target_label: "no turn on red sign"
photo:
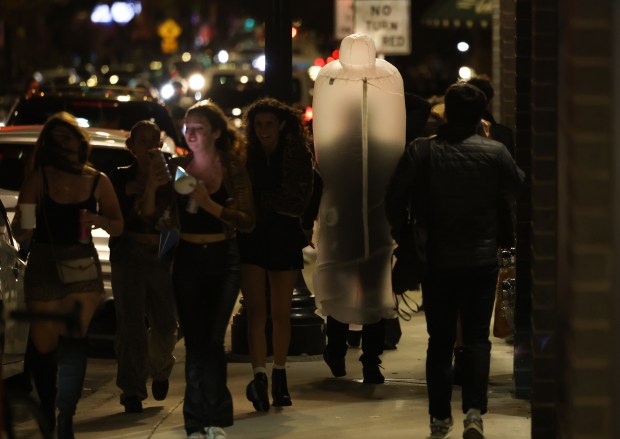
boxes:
[353,0,411,55]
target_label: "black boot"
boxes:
[271,368,292,407]
[324,316,348,377]
[26,336,57,431]
[246,372,269,412]
[360,354,385,384]
[361,320,386,384]
[56,337,88,439]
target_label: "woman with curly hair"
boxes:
[239,97,314,412]
[140,100,255,439]
[12,112,123,438]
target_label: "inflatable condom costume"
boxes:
[312,33,406,325]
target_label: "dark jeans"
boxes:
[325,316,385,363]
[422,264,498,419]
[111,239,178,402]
[172,239,240,434]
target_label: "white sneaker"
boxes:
[205,426,227,439]
[429,416,454,438]
[187,432,205,439]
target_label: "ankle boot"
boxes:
[56,337,88,439]
[246,372,269,412]
[271,368,292,407]
[26,337,57,431]
[360,354,385,384]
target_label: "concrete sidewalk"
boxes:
[71,288,531,439]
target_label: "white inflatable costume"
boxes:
[312,33,406,325]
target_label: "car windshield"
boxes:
[8,98,182,147]
[0,143,135,192]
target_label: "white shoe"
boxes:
[187,432,205,439]
[205,426,227,439]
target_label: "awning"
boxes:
[420,0,492,29]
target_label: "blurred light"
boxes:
[33,72,43,82]
[233,118,243,129]
[181,52,192,62]
[216,50,229,63]
[308,66,322,81]
[91,4,112,24]
[117,95,131,102]
[76,118,90,128]
[110,2,135,24]
[232,108,242,116]
[255,74,264,83]
[86,76,98,87]
[303,106,313,122]
[292,26,298,38]
[240,75,249,84]
[326,57,335,64]
[458,66,473,80]
[149,61,163,71]
[252,55,266,71]
[331,49,340,59]
[160,83,174,100]
[188,73,205,91]
[244,18,256,31]
[457,41,470,52]
[313,58,325,67]
[194,91,202,100]
[100,65,110,74]
[109,74,120,85]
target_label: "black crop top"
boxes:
[33,172,99,245]
[178,185,228,234]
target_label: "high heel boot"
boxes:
[271,368,292,407]
[56,337,88,439]
[26,336,57,431]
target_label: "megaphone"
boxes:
[173,167,197,195]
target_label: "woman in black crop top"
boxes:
[141,100,254,438]
[12,112,123,438]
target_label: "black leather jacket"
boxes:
[385,125,525,270]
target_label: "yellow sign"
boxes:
[158,19,181,54]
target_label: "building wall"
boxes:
[557,2,618,438]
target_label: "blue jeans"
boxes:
[172,239,240,434]
[422,264,498,419]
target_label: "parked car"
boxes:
[0,125,171,352]
[5,84,186,153]
[0,198,28,379]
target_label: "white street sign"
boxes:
[353,0,411,55]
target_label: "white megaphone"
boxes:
[173,167,197,194]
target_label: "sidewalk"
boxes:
[72,289,531,439]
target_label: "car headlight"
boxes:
[188,73,205,91]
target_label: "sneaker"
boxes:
[121,396,143,414]
[205,426,227,439]
[152,379,169,401]
[463,416,484,439]
[187,432,205,439]
[429,416,454,438]
[246,372,270,412]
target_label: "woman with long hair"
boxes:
[140,100,255,439]
[239,97,314,411]
[12,111,123,438]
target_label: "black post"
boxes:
[264,0,292,103]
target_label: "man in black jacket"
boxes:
[385,82,524,439]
